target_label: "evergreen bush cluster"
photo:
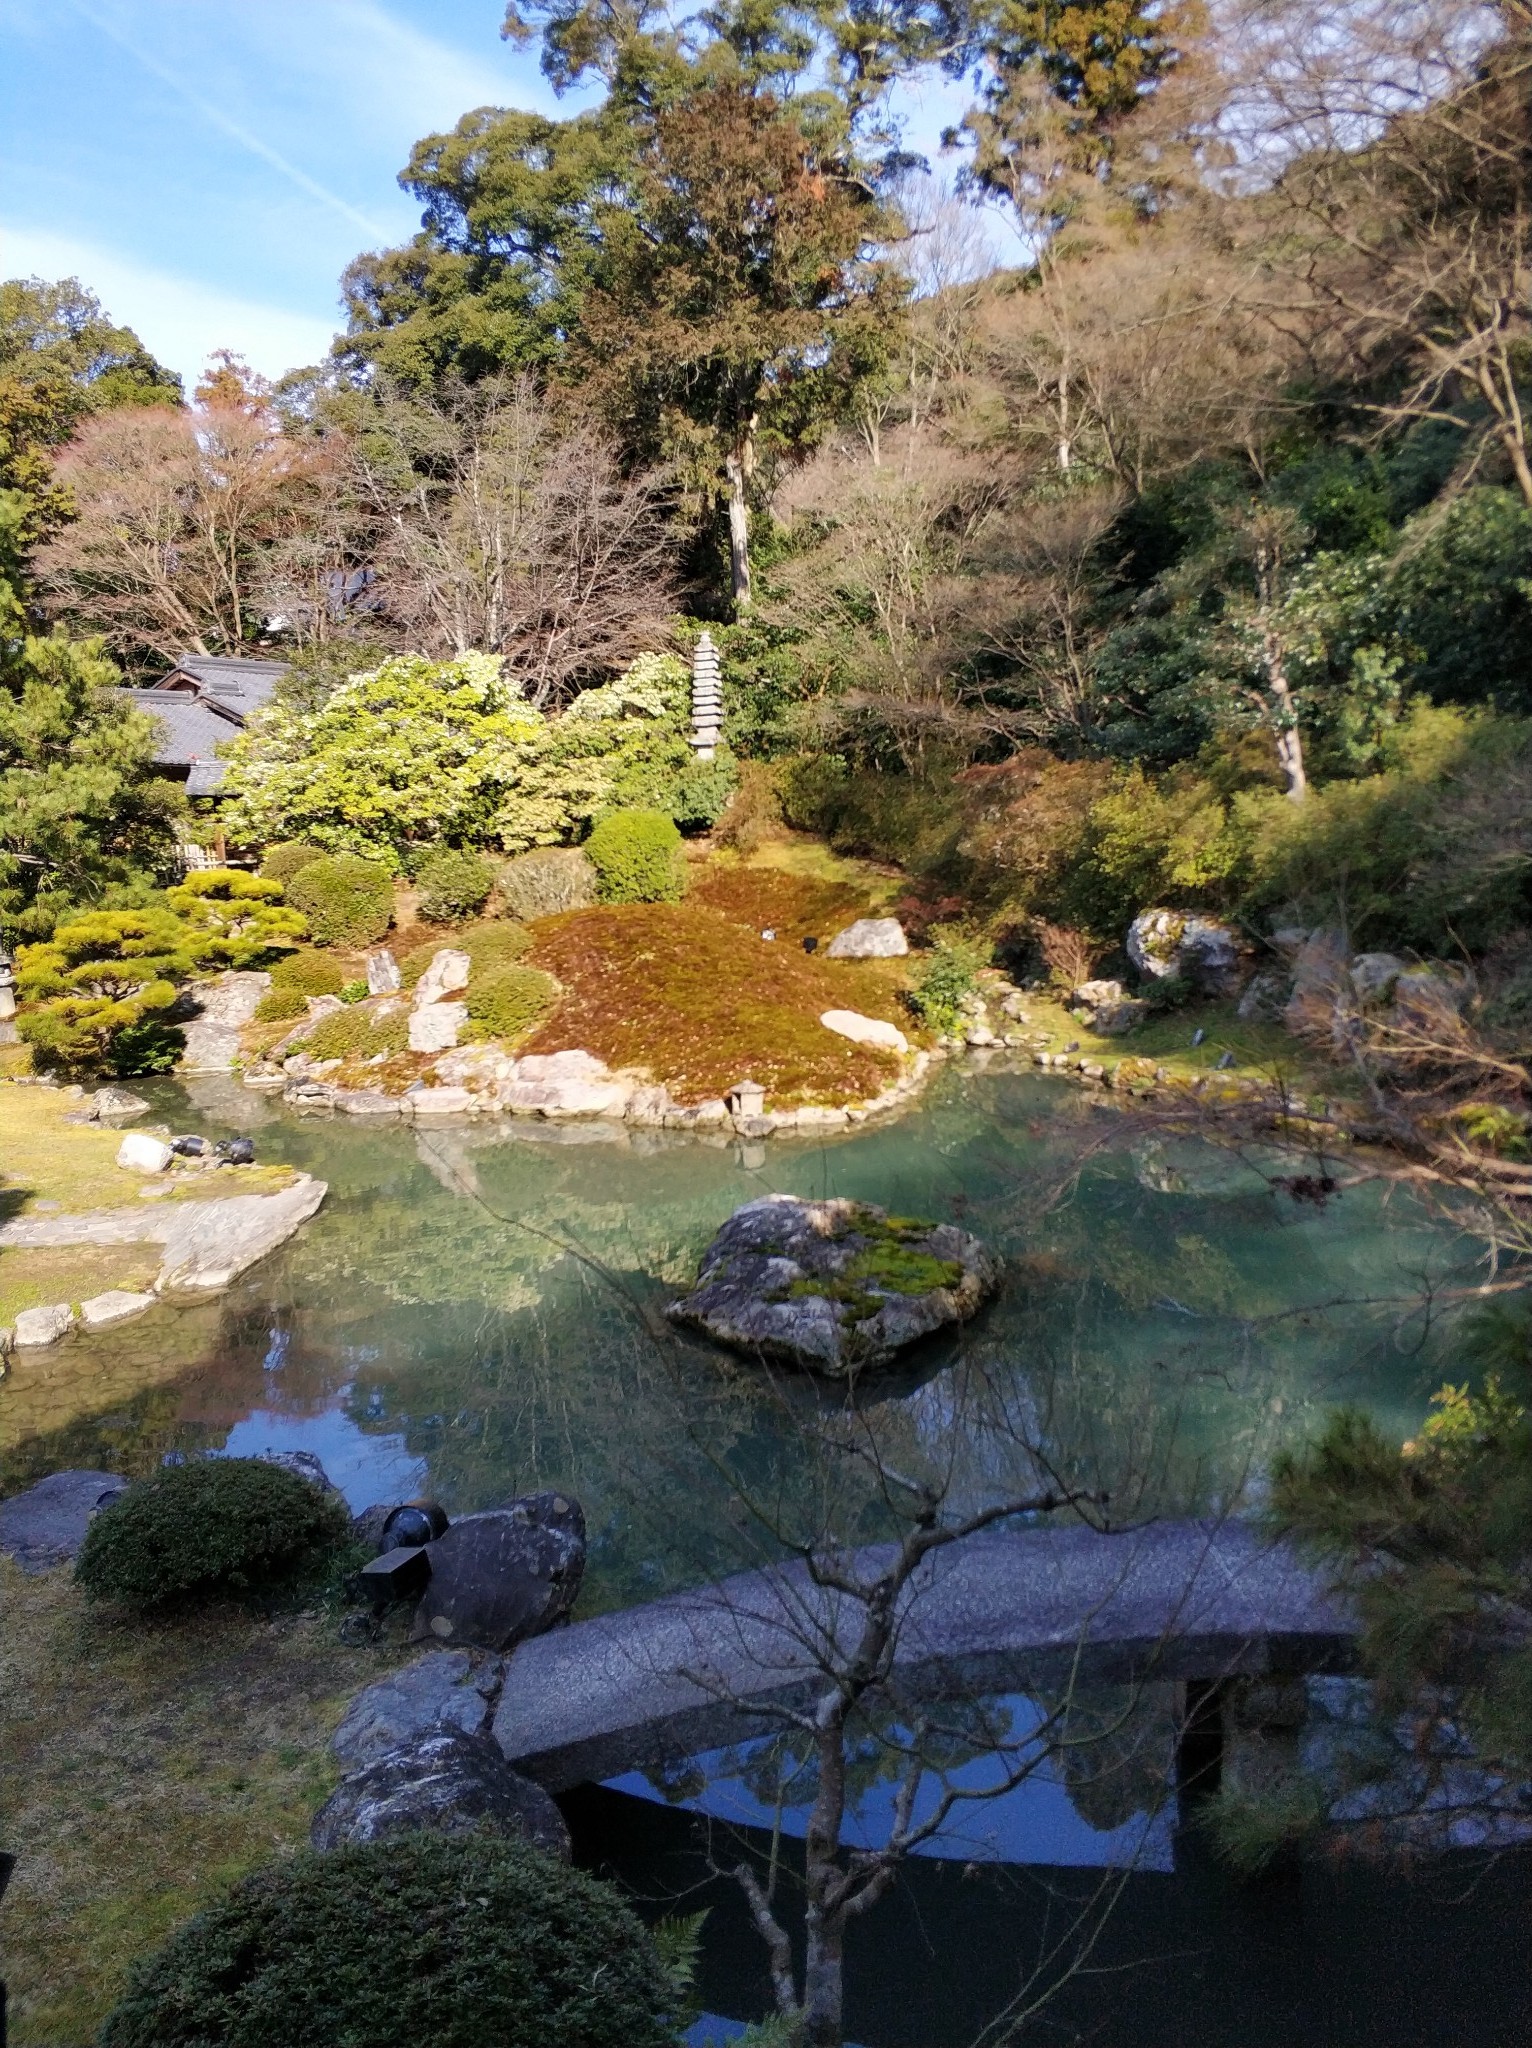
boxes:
[466,964,559,1042]
[415,846,495,922]
[287,854,394,947]
[258,842,325,884]
[586,809,687,905]
[268,949,346,997]
[907,929,989,1034]
[399,921,534,988]
[96,1836,676,2048]
[300,1005,411,1061]
[496,846,598,921]
[253,986,308,1023]
[75,1458,348,1612]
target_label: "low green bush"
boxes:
[416,847,495,923]
[907,929,989,1034]
[399,921,534,990]
[96,1835,676,2048]
[496,846,598,921]
[586,809,686,905]
[268,950,346,998]
[466,965,559,1043]
[287,854,394,947]
[254,987,308,1024]
[259,841,325,884]
[340,979,369,1003]
[301,1005,411,1061]
[75,1459,348,1613]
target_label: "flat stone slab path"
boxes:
[494,1519,1357,1790]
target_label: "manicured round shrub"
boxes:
[496,846,598,921]
[399,921,533,989]
[467,965,559,1043]
[96,1836,675,2048]
[254,987,308,1024]
[301,1005,411,1061]
[586,810,686,906]
[416,847,495,923]
[259,841,326,885]
[268,949,347,998]
[74,1459,348,1612]
[287,854,394,947]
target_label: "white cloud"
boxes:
[0,223,340,387]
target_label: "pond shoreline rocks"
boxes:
[667,1193,997,1375]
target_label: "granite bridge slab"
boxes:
[493,1518,1357,1791]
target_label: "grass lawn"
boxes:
[1,1559,406,2047]
[1017,993,1362,1103]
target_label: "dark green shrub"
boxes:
[339,979,369,1004]
[399,921,534,989]
[287,854,394,947]
[96,1836,675,2048]
[268,949,347,998]
[586,809,686,905]
[467,965,559,1042]
[496,846,597,921]
[259,842,326,885]
[301,1005,411,1061]
[75,1459,348,1612]
[254,987,308,1024]
[416,847,495,923]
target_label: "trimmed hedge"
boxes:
[467,965,559,1043]
[586,810,686,906]
[95,1836,676,2048]
[416,847,495,923]
[496,846,598,921]
[268,950,347,998]
[259,842,325,884]
[287,854,394,947]
[74,1459,348,1612]
[254,987,308,1023]
[301,1005,411,1061]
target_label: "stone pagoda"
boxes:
[690,633,723,760]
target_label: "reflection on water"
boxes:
[1,1060,1477,1609]
[608,1685,1180,1871]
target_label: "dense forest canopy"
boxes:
[0,0,1527,971]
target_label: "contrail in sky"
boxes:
[69,0,395,245]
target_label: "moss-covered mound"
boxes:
[96,1836,676,2048]
[525,901,908,1103]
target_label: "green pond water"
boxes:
[1,1057,1481,1610]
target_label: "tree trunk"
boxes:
[802,1916,844,2047]
[1263,623,1307,802]
[725,422,756,612]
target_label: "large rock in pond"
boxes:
[179,971,272,1072]
[0,1468,128,1573]
[154,1174,328,1297]
[1127,911,1245,995]
[410,1491,586,1652]
[666,1193,997,1376]
[826,917,908,959]
[311,1728,570,1859]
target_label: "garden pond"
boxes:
[4,1056,1529,2044]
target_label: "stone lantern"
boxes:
[727,1078,766,1119]
[0,941,15,1022]
[690,633,723,760]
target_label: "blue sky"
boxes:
[0,0,1002,392]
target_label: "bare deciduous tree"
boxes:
[354,377,679,705]
[37,396,322,664]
